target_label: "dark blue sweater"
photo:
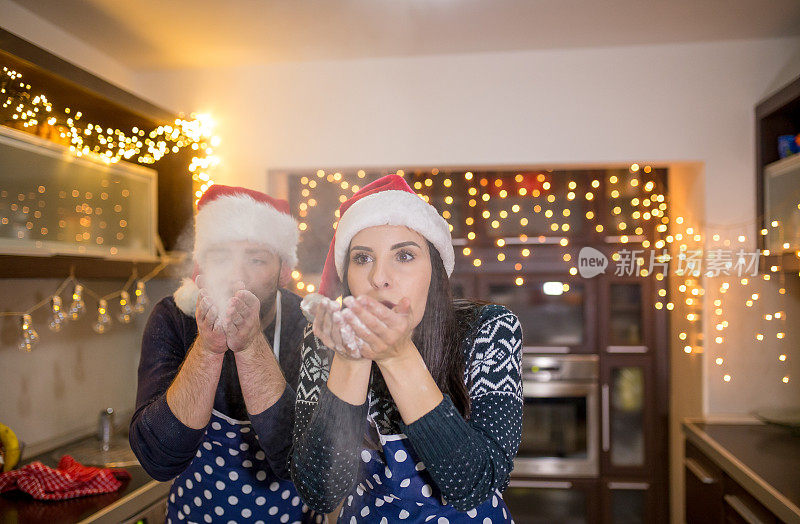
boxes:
[291,303,523,513]
[129,291,306,482]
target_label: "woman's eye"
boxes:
[351,252,372,265]
[396,249,415,262]
[250,259,266,265]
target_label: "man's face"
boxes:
[201,240,281,312]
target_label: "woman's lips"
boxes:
[380,300,396,310]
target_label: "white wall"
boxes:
[0,0,145,99]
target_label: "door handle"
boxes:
[510,480,573,489]
[602,384,610,452]
[608,481,649,490]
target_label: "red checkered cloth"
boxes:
[0,455,130,501]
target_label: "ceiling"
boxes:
[11,0,800,70]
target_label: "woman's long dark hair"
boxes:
[342,241,478,418]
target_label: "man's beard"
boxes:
[258,290,277,323]
[257,267,282,326]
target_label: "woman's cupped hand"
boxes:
[311,295,414,362]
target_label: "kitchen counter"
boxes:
[0,434,170,524]
[683,419,800,523]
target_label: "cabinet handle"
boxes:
[523,346,570,354]
[606,346,649,354]
[602,384,610,452]
[510,480,573,489]
[684,458,717,484]
[608,481,649,490]
[723,495,769,524]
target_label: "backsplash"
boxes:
[0,277,179,456]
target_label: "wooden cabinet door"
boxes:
[601,479,659,524]
[600,355,655,477]
[504,478,599,523]
[599,275,654,355]
[684,441,724,524]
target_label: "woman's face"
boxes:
[346,225,432,330]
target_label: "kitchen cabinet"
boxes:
[756,74,800,274]
[600,479,658,524]
[600,355,655,476]
[685,440,785,524]
[685,440,725,523]
[0,29,192,278]
[503,478,599,523]
[599,277,654,354]
[683,421,800,524]
[479,273,598,354]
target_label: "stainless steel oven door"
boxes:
[514,380,599,477]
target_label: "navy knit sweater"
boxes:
[290,303,523,513]
[129,291,306,482]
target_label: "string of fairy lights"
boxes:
[1,66,219,199]
[1,64,219,350]
[291,165,796,385]
[1,263,164,351]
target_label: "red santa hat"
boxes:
[173,184,299,316]
[319,174,454,298]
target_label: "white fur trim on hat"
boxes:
[334,190,454,278]
[194,194,299,268]
[173,277,200,317]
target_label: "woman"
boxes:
[291,174,523,523]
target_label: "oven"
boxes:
[514,354,599,477]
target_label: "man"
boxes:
[130,185,315,523]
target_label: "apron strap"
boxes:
[272,290,281,360]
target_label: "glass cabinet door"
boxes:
[601,277,652,354]
[482,275,596,353]
[601,356,653,475]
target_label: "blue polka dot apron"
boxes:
[167,292,322,523]
[338,420,514,523]
[166,409,319,523]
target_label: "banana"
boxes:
[0,422,21,472]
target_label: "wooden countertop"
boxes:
[683,419,800,524]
